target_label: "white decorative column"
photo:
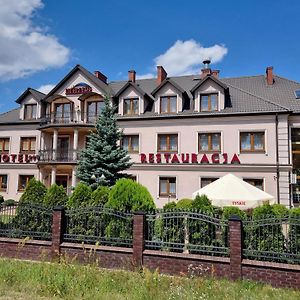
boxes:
[40,132,45,151]
[71,167,76,188]
[73,128,79,160]
[53,129,58,160]
[51,166,56,185]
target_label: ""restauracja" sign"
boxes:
[0,153,39,164]
[66,82,92,95]
[140,153,241,164]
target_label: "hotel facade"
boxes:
[1,63,300,208]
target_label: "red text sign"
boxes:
[140,153,241,164]
[0,153,39,164]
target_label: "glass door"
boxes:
[57,137,69,161]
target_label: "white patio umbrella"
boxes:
[192,173,275,210]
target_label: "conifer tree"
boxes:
[76,96,132,188]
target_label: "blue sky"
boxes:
[0,0,299,113]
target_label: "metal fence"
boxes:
[0,202,52,241]
[63,206,134,247]
[145,210,229,256]
[243,214,300,264]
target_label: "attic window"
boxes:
[295,90,300,99]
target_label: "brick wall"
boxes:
[0,210,299,289]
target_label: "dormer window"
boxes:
[87,101,104,122]
[124,98,139,115]
[24,104,37,120]
[160,96,177,113]
[200,94,218,111]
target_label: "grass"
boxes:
[0,258,298,300]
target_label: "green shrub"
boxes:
[222,206,247,221]
[0,195,4,205]
[106,178,155,212]
[272,204,289,217]
[176,198,193,210]
[44,184,68,207]
[163,202,177,210]
[288,207,300,255]
[192,195,214,212]
[19,178,47,204]
[3,199,16,207]
[67,183,92,208]
[90,186,110,206]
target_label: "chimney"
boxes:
[157,66,167,85]
[94,71,107,84]
[201,59,212,79]
[212,70,220,79]
[128,70,136,83]
[266,66,274,85]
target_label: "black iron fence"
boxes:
[243,214,300,264]
[63,206,134,247]
[0,202,52,240]
[145,210,229,256]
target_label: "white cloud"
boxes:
[37,84,55,94]
[136,73,155,80]
[0,0,70,81]
[142,39,228,77]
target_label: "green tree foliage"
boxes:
[288,207,300,256]
[105,178,155,212]
[67,183,92,208]
[76,96,132,188]
[191,195,214,212]
[0,195,4,205]
[19,178,47,204]
[90,186,110,206]
[176,198,193,210]
[163,201,177,210]
[44,184,68,207]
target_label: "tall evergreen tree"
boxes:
[77,96,132,188]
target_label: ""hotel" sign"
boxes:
[0,153,39,164]
[140,153,241,164]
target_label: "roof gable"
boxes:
[114,81,147,98]
[44,65,111,101]
[15,88,45,104]
[151,78,185,96]
[190,75,228,94]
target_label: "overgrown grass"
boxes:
[0,258,298,300]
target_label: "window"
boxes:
[24,104,37,120]
[0,138,9,153]
[0,175,7,191]
[124,98,139,115]
[244,178,264,190]
[200,94,218,111]
[157,134,178,152]
[87,101,104,122]
[160,96,177,113]
[20,137,36,153]
[199,133,221,152]
[18,175,34,191]
[121,135,139,152]
[201,177,218,188]
[55,103,71,122]
[159,177,176,197]
[240,132,265,152]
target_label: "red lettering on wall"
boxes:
[191,153,198,163]
[211,153,220,164]
[164,153,171,163]
[149,153,155,163]
[171,154,180,163]
[140,153,147,163]
[231,154,241,164]
[181,153,189,163]
[10,154,16,163]
[222,153,228,164]
[200,154,209,164]
[156,153,161,163]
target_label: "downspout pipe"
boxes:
[276,113,280,204]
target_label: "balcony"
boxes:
[40,112,100,126]
[38,150,79,163]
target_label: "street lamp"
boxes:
[91,173,106,186]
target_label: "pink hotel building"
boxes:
[1,63,300,208]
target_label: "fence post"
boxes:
[133,212,145,269]
[51,206,65,259]
[229,215,242,280]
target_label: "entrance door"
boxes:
[57,137,69,161]
[56,175,68,190]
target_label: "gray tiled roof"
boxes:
[3,68,300,124]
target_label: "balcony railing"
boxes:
[38,150,79,163]
[40,112,100,126]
